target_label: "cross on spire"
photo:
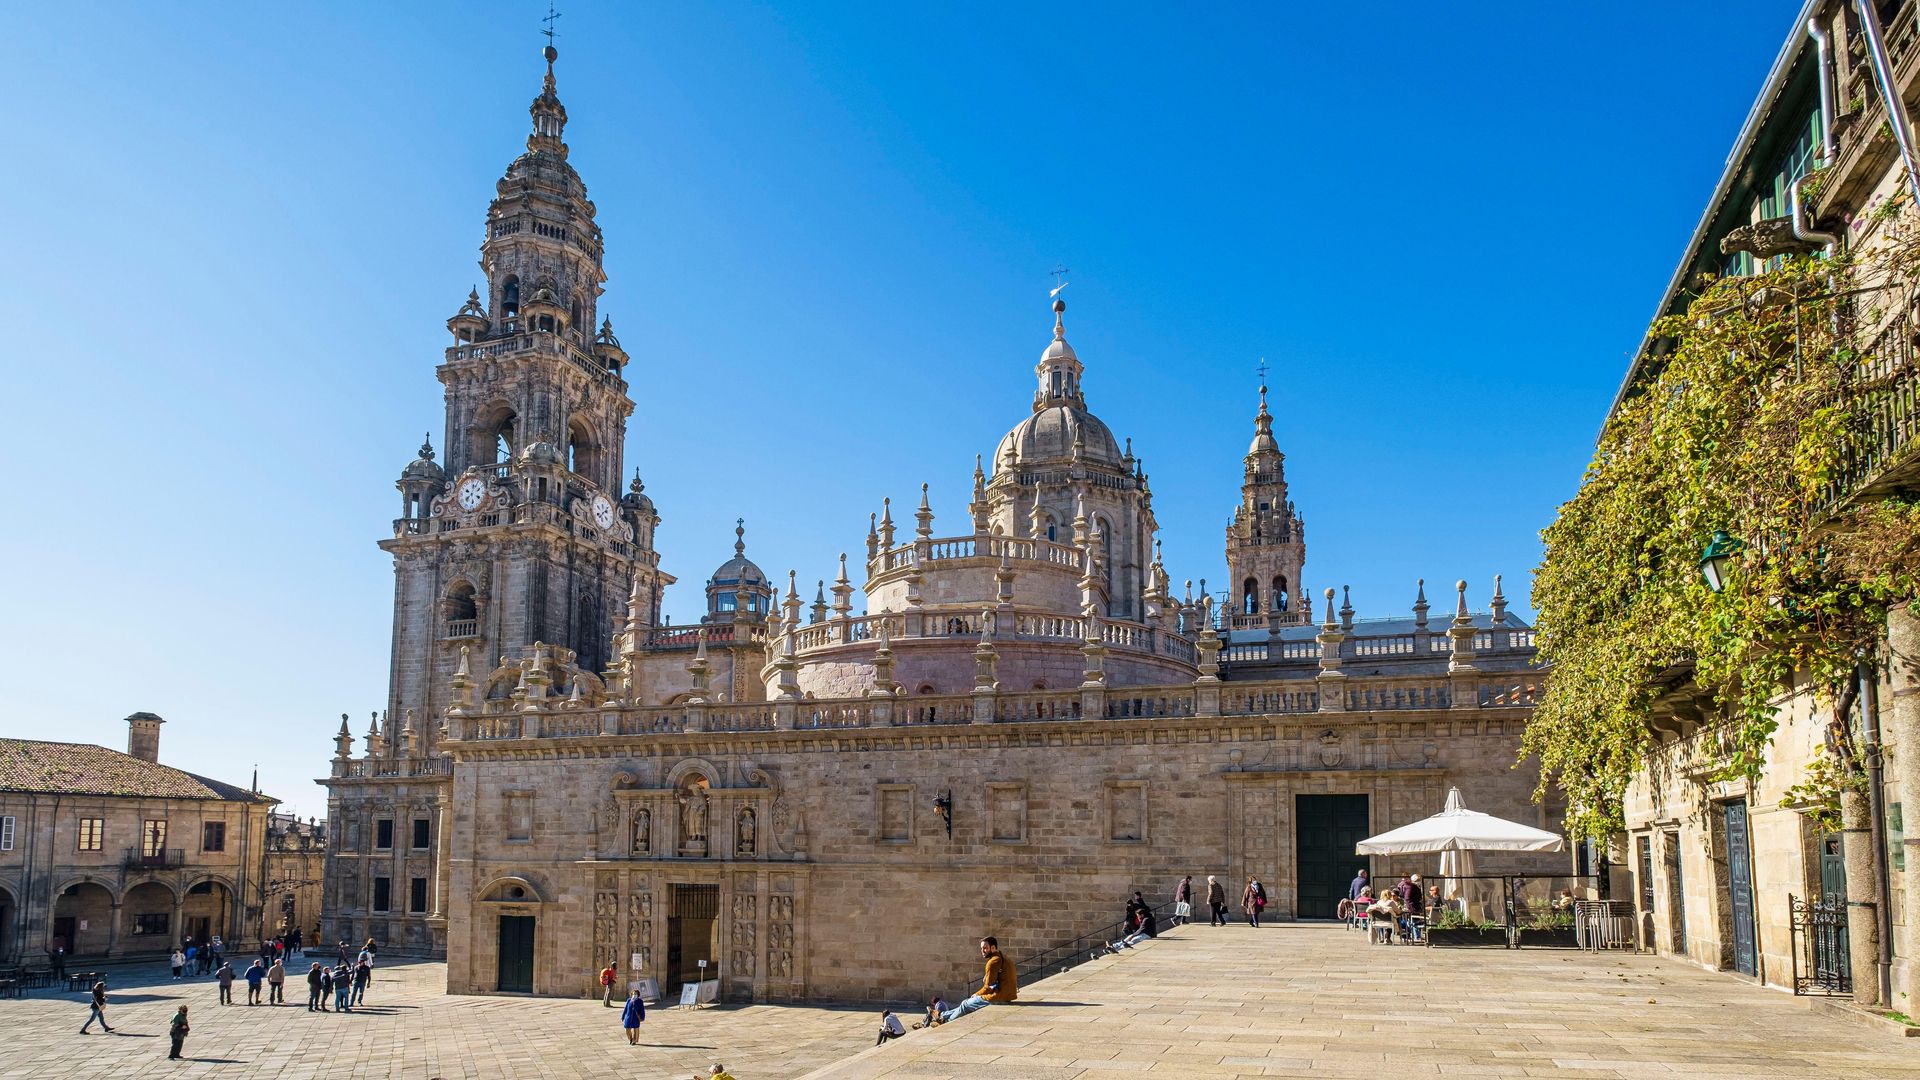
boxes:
[1256,357,1268,385]
[1048,265,1070,300]
[541,1,562,46]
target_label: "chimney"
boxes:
[126,712,164,763]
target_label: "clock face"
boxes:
[591,494,616,529]
[458,478,488,511]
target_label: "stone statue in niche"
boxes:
[736,808,756,856]
[631,808,651,854]
[679,785,709,854]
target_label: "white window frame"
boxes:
[0,815,13,851]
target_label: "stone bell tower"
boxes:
[381,43,668,740]
[1225,381,1308,628]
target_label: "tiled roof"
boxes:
[0,739,275,803]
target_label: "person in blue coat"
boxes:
[620,988,646,1044]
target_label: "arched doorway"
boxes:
[52,881,115,957]
[122,881,177,952]
[181,879,233,948]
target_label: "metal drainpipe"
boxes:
[1855,0,1920,207]
[1862,661,1895,1006]
[1796,18,1842,251]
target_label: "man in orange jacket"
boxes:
[600,959,617,1006]
[932,936,1016,1024]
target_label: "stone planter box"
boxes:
[1425,927,1509,948]
[1515,927,1579,949]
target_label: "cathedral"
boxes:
[320,47,1556,1002]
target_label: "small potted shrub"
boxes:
[1514,910,1579,948]
[1423,907,1509,947]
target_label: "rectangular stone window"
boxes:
[202,821,226,853]
[506,792,534,842]
[409,877,429,914]
[132,913,169,937]
[375,819,395,850]
[876,785,912,843]
[372,876,391,913]
[0,815,12,851]
[988,782,1027,844]
[412,818,430,850]
[141,819,167,858]
[77,817,103,852]
[1105,781,1148,844]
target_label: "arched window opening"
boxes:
[1044,514,1058,543]
[501,277,520,322]
[1242,578,1260,616]
[443,582,478,638]
[566,419,595,479]
[1050,370,1062,395]
[480,407,518,465]
[1273,575,1289,612]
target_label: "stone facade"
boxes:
[1609,0,1920,1009]
[321,45,1560,1000]
[261,812,327,945]
[0,716,275,961]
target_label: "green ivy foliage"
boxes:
[1525,249,1920,839]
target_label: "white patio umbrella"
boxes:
[1356,787,1565,918]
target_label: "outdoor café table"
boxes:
[20,968,51,989]
[68,971,102,992]
[0,978,23,1000]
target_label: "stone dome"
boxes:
[519,440,564,467]
[400,436,444,484]
[996,404,1124,468]
[709,554,768,588]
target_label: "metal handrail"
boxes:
[1021,903,1173,984]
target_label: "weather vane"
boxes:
[1257,358,1268,384]
[541,1,562,46]
[1049,265,1070,300]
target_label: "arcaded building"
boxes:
[321,46,1558,1001]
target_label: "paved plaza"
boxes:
[0,956,874,1079]
[806,923,1917,1079]
[3,926,1914,1079]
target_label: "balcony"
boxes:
[444,619,480,640]
[1826,307,1920,508]
[123,848,185,870]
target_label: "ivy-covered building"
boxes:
[1588,0,1920,1011]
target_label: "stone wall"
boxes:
[443,706,1560,1002]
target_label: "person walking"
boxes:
[49,944,67,982]
[209,935,224,971]
[170,947,186,980]
[167,1005,190,1060]
[1172,875,1193,926]
[244,959,266,1005]
[333,963,353,1012]
[306,962,324,1011]
[1205,875,1228,927]
[215,961,235,1005]
[79,980,112,1033]
[317,964,334,1012]
[268,957,286,1004]
[876,1008,905,1045]
[620,988,646,1044]
[600,959,618,1006]
[1242,877,1267,927]
[351,957,371,1006]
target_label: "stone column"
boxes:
[1884,604,1920,990]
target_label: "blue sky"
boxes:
[0,2,1798,815]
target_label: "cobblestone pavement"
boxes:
[802,923,1920,1079]
[0,957,875,1079]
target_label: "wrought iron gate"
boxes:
[1789,893,1851,995]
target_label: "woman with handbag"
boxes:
[1172,876,1193,925]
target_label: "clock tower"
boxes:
[381,44,669,744]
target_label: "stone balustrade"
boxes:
[439,666,1540,744]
